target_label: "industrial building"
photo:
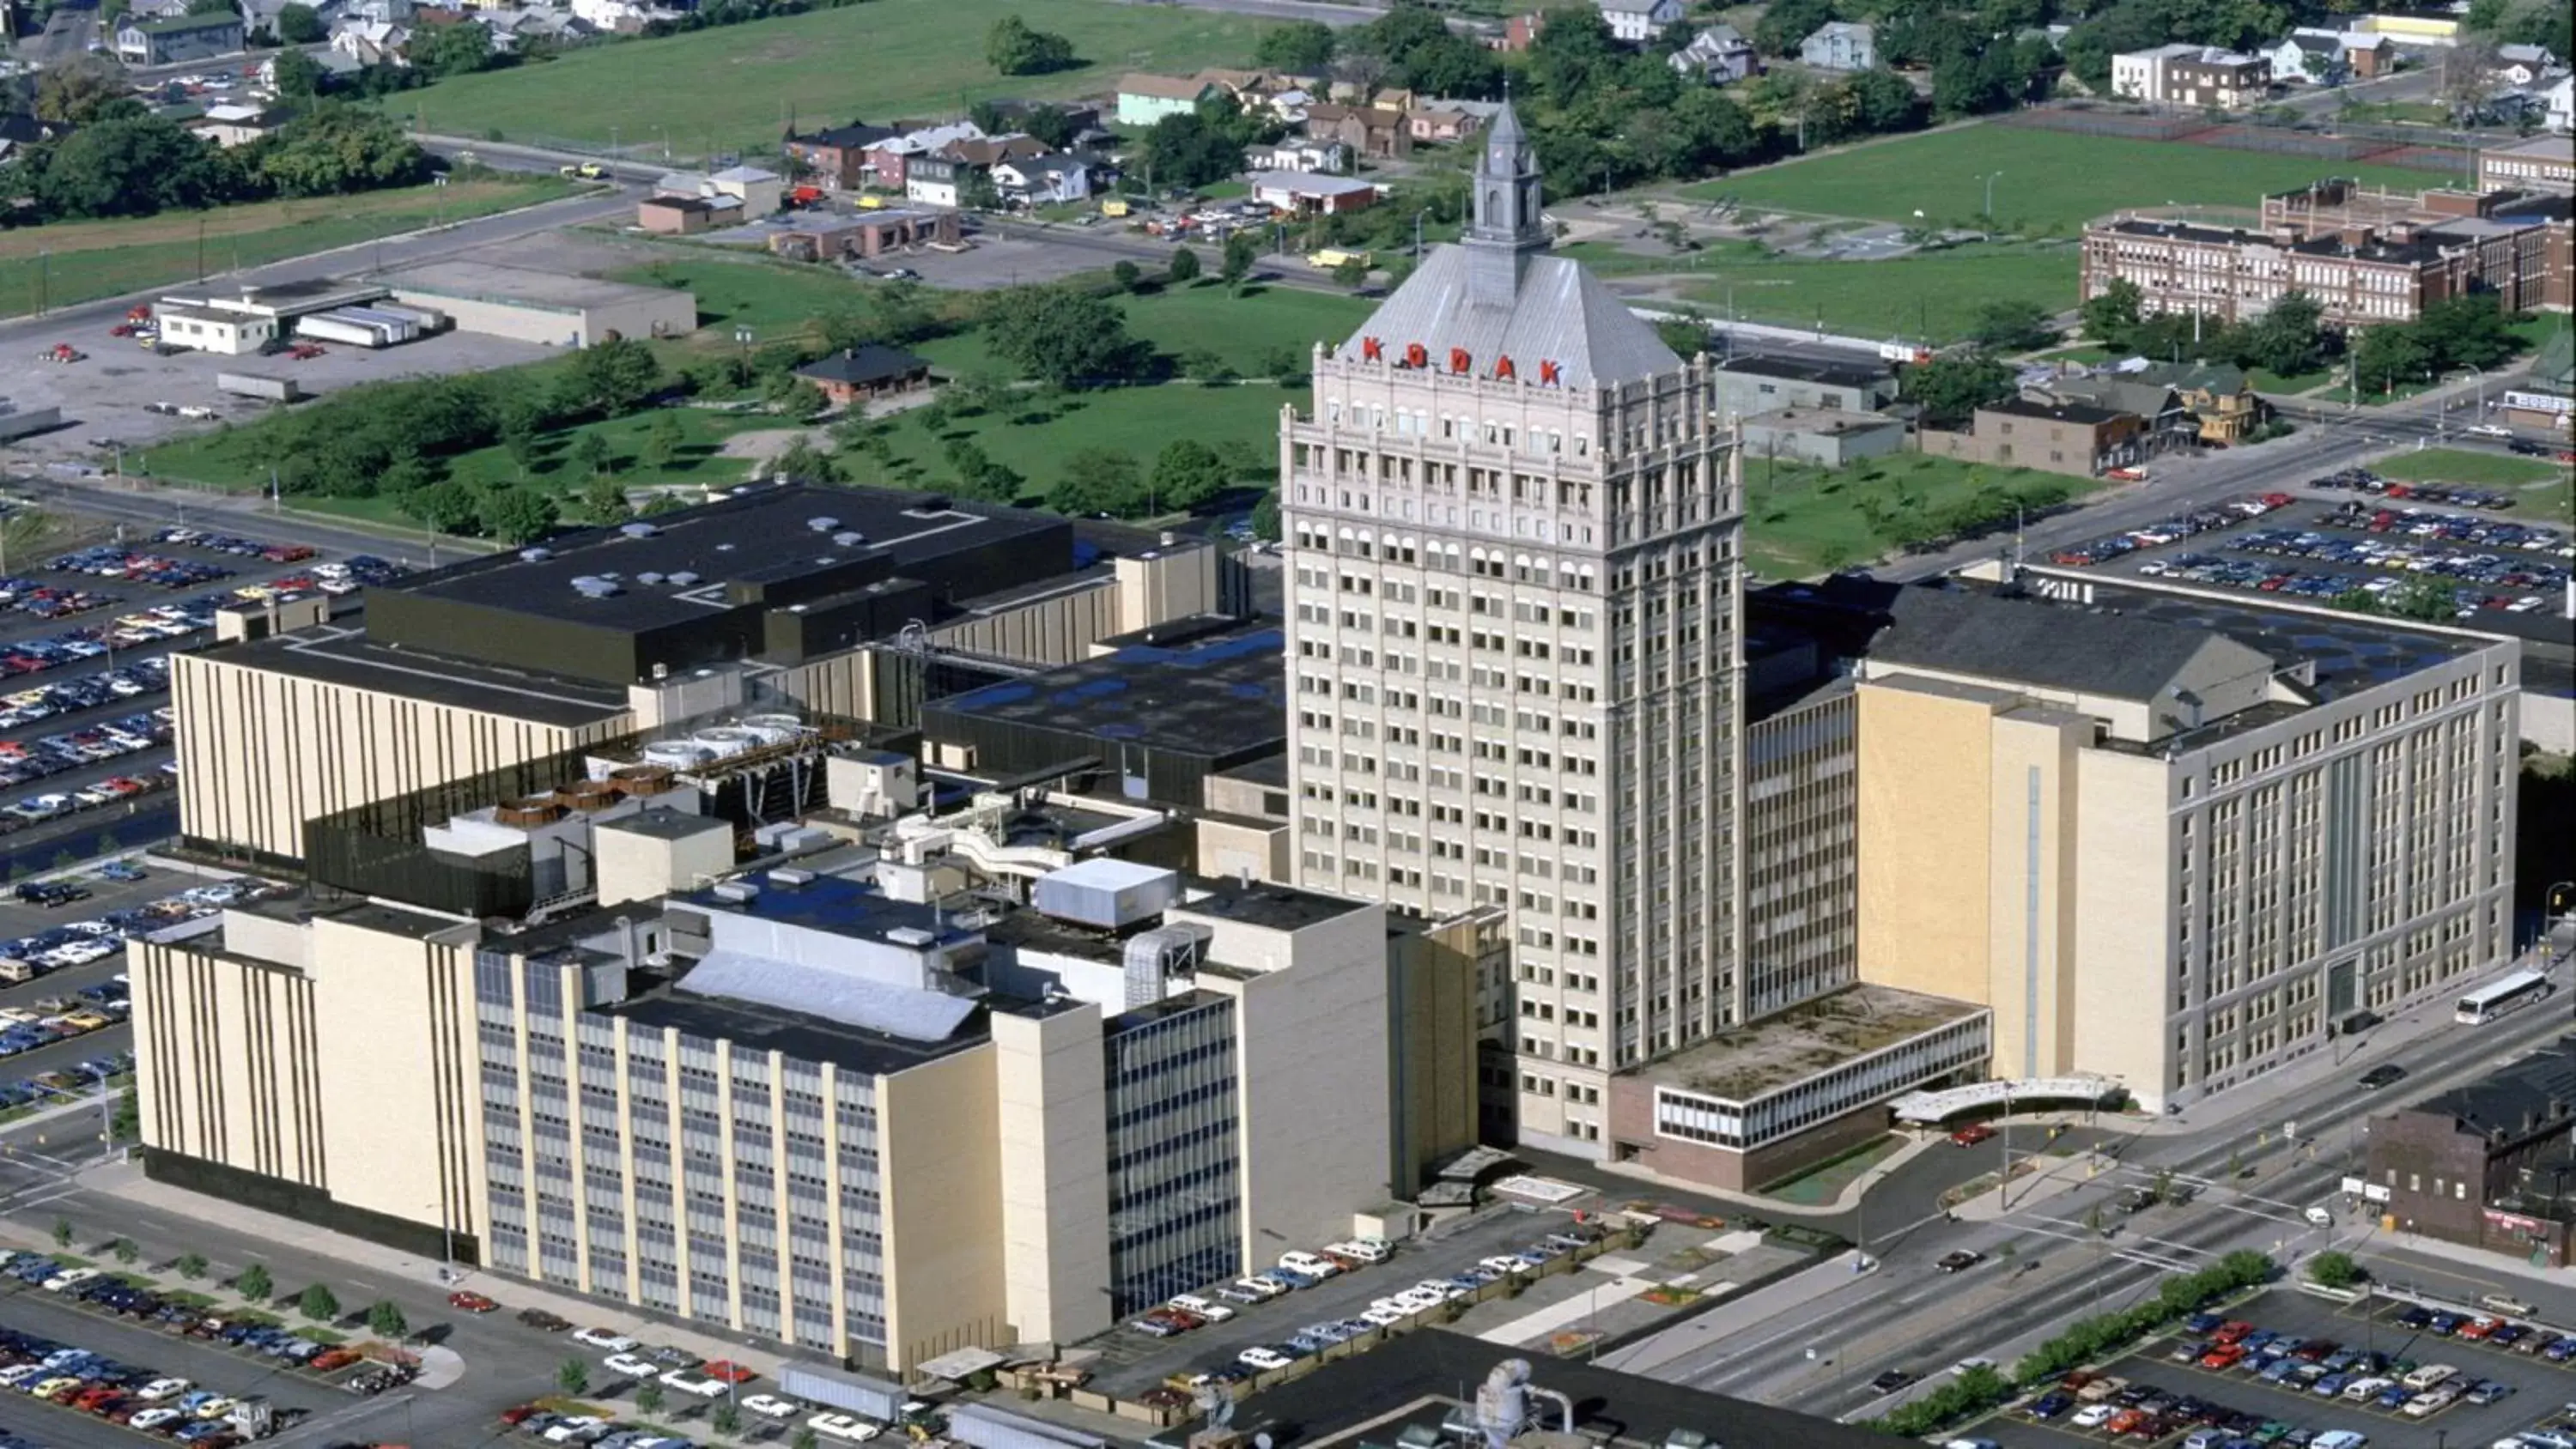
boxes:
[172,484,1242,867]
[375,261,698,347]
[1851,576,2519,1113]
[133,749,1485,1373]
[2365,1035,2576,1267]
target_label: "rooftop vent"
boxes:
[806,516,841,533]
[768,867,816,887]
[885,926,936,947]
[831,531,867,548]
[570,575,622,597]
[638,572,666,586]
[710,881,762,904]
[619,522,659,539]
[518,547,554,563]
[667,570,702,587]
[908,495,952,514]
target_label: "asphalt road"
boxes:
[1668,972,2576,1410]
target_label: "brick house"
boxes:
[1303,102,1413,160]
[796,345,933,406]
[1917,397,2147,476]
[2365,1036,2576,1268]
[783,122,897,191]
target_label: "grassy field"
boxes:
[0,178,576,318]
[1657,243,2080,344]
[1680,126,2456,232]
[394,0,1274,161]
[2374,447,2570,488]
[1743,451,2108,579]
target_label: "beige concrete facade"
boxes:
[1855,628,2519,1110]
[878,1047,1011,1369]
[987,1005,1114,1348]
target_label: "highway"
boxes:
[1653,963,2576,1412]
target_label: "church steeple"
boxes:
[1463,101,1546,305]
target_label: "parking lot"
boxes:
[1981,1287,2576,1449]
[2038,473,2573,647]
[1082,1207,1595,1398]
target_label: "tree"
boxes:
[866,278,943,346]
[112,1238,138,1265]
[2353,321,2433,397]
[1221,230,1259,288]
[2306,1251,2362,1288]
[483,487,560,544]
[2081,278,2143,350]
[1139,112,1249,191]
[775,380,829,421]
[1655,315,1710,356]
[982,286,1142,389]
[2417,294,2518,373]
[1052,446,1145,517]
[558,1359,591,1397]
[1168,246,1201,285]
[35,115,243,219]
[298,1282,340,1321]
[259,104,430,197]
[793,1429,821,1449]
[1754,0,1834,54]
[1844,67,1925,134]
[943,439,1022,501]
[410,19,495,79]
[1110,259,1142,293]
[566,337,665,415]
[1331,254,1371,288]
[36,57,140,127]
[269,46,326,99]
[1257,19,1338,71]
[639,411,685,471]
[771,436,846,484]
[2236,289,2326,377]
[1152,439,1232,512]
[2386,573,2459,623]
[572,430,613,477]
[711,1402,743,1437]
[359,1299,406,1338]
[405,479,483,535]
[1249,490,1281,542]
[1969,299,2057,354]
[273,0,325,39]
[176,1252,209,1281]
[235,1263,273,1302]
[985,15,1076,75]
[1903,353,2014,428]
[635,1381,667,1416]
[111,1086,138,1141]
[51,1217,72,1249]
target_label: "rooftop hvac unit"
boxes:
[805,516,841,532]
[694,727,757,759]
[620,522,659,539]
[710,881,762,904]
[831,531,868,548]
[641,742,714,769]
[768,867,816,886]
[637,572,665,585]
[885,926,936,947]
[667,570,702,587]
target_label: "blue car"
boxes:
[2372,1383,2411,1410]
[2028,1393,2073,1419]
[2312,1373,2348,1397]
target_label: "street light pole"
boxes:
[1982,171,2004,219]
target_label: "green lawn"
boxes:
[0,178,576,318]
[1682,125,2458,233]
[1671,243,2080,345]
[844,380,1295,496]
[394,0,1275,161]
[2248,366,2334,395]
[1743,451,2108,579]
[2372,447,2569,488]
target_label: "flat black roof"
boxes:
[1178,876,1371,933]
[2067,577,2489,706]
[1715,354,1890,391]
[1986,395,2129,426]
[598,808,729,840]
[389,483,1064,635]
[608,984,985,1079]
[215,628,631,728]
[925,626,1285,759]
[1249,1329,1893,1449]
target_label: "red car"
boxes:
[447,1290,500,1313]
[700,1360,757,1385]
[1948,1124,1996,1147]
[2197,1345,2245,1370]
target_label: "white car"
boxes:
[1325,1237,1393,1264]
[807,1413,882,1443]
[41,1268,99,1292]
[1238,1347,1291,1372]
[574,1327,639,1351]
[1479,1256,1531,1276]
[542,1416,611,1443]
[1167,1294,1234,1323]
[603,1352,659,1379]
[1359,1305,1411,1327]
[130,1410,182,1431]
[742,1395,799,1420]
[137,1378,191,1401]
[1229,1277,1287,1302]
[1277,1251,1343,1279]
[1411,1279,1467,1301]
[660,1369,729,1397]
[2072,1404,2116,1428]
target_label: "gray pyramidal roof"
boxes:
[1333,250,1681,389]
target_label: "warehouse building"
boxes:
[375,261,698,347]
[172,484,1240,866]
[133,762,1485,1373]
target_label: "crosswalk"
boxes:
[2002,1163,2326,1272]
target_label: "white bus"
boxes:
[2456,968,2554,1026]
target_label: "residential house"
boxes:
[2500,327,2571,435]
[330,20,409,65]
[1263,88,1316,124]
[796,345,934,406]
[1798,21,1876,71]
[707,165,783,217]
[784,122,898,191]
[1303,102,1412,160]
[344,0,411,21]
[979,99,1101,136]
[1254,139,1350,174]
[2364,1036,2576,1269]
[1406,106,1485,143]
[2493,44,2559,87]
[0,113,69,165]
[1917,396,2147,476]
[2032,373,2195,452]
[116,12,246,64]
[991,151,1092,206]
[2135,361,2267,445]
[567,0,647,30]
[187,103,281,147]
[1670,23,1758,83]
[2337,31,2395,77]
[1493,10,1544,52]
[1595,0,1681,45]
[648,171,745,224]
[2263,32,2346,86]
[1116,73,1219,127]
[1248,170,1380,215]
[2111,43,2270,107]
[2546,73,2573,133]
[865,121,984,193]
[1710,355,1899,417]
